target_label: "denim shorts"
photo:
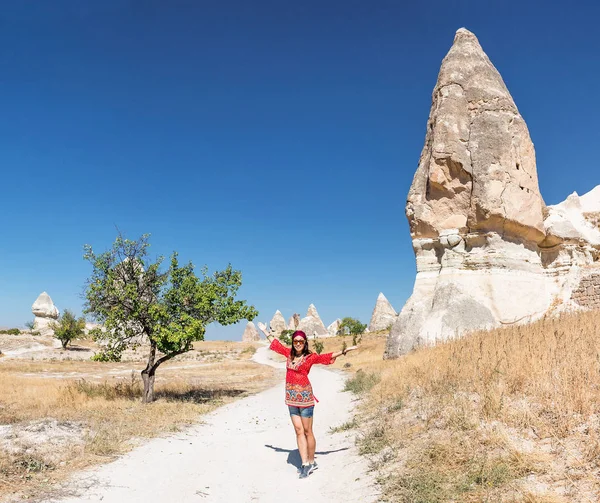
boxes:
[288,405,314,418]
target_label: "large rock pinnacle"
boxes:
[407,28,546,243]
[385,29,590,360]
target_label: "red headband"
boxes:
[292,330,307,341]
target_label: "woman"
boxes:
[260,328,358,479]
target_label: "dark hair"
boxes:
[291,333,311,359]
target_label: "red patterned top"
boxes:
[269,338,335,407]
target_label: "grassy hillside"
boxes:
[323,311,600,502]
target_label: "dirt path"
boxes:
[43,345,378,503]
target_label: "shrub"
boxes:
[343,369,380,394]
[313,337,324,354]
[0,328,21,335]
[279,329,294,345]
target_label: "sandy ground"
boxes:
[41,344,378,503]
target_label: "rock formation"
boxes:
[297,304,327,337]
[327,319,342,337]
[288,313,300,330]
[368,293,397,332]
[31,292,59,335]
[242,322,260,342]
[385,28,600,358]
[269,310,287,336]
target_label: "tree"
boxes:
[338,317,367,345]
[279,329,294,345]
[50,310,86,349]
[83,234,258,403]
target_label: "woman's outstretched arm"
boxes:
[331,345,358,359]
[257,323,290,357]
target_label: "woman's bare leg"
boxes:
[291,414,308,464]
[301,416,315,463]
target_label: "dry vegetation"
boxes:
[318,312,600,502]
[0,340,276,502]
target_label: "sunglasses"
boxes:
[293,339,305,345]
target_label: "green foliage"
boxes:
[49,309,86,349]
[279,329,294,345]
[338,317,367,340]
[313,336,324,354]
[83,233,257,402]
[343,369,380,394]
[24,320,36,330]
[0,328,21,335]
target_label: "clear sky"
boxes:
[1,1,599,339]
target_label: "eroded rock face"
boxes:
[32,292,59,319]
[31,292,59,335]
[297,304,327,337]
[288,314,300,331]
[385,29,600,359]
[407,28,545,244]
[368,293,397,332]
[242,322,260,342]
[327,319,342,337]
[269,310,287,336]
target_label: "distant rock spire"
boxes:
[368,293,397,332]
[269,310,287,336]
[297,304,327,337]
[242,321,260,342]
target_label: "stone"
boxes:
[385,29,600,359]
[269,310,287,336]
[406,28,546,245]
[288,314,300,330]
[242,322,260,342]
[297,304,327,337]
[32,292,59,319]
[368,293,397,332]
[31,292,59,335]
[544,189,600,245]
[327,319,342,337]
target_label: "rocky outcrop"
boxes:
[385,28,600,359]
[242,322,260,342]
[31,292,59,335]
[327,319,342,337]
[288,314,300,331]
[368,293,397,332]
[269,310,287,336]
[297,304,327,337]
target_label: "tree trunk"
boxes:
[141,370,156,403]
[141,341,157,403]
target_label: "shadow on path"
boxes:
[264,444,349,470]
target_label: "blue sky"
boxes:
[1,1,599,339]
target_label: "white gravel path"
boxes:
[43,345,379,503]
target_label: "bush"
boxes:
[0,328,21,335]
[313,337,324,354]
[280,329,294,345]
[343,370,380,394]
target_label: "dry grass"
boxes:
[328,312,600,502]
[0,341,276,501]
